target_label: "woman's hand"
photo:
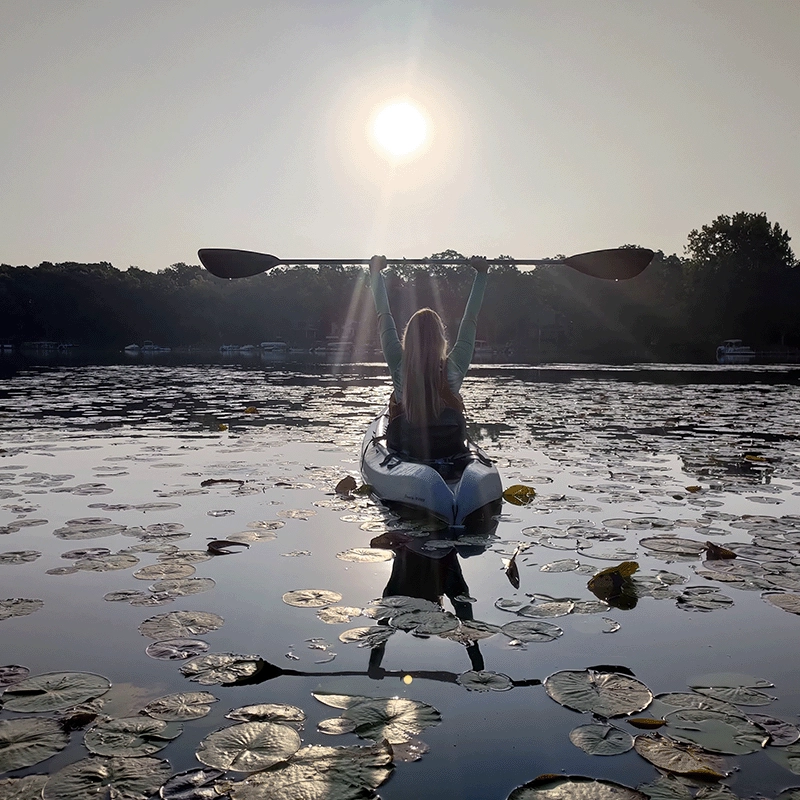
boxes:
[469,256,489,274]
[370,255,387,274]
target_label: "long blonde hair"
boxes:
[401,308,456,426]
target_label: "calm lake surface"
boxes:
[1,360,800,799]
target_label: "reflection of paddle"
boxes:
[225,657,540,689]
[198,248,654,281]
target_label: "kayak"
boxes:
[360,409,503,527]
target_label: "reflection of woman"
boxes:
[369,255,488,461]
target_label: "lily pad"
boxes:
[341,697,441,744]
[0,598,44,622]
[42,755,172,800]
[145,638,210,661]
[317,718,357,735]
[196,721,301,771]
[569,723,634,756]
[180,654,263,685]
[633,734,728,778]
[692,685,776,706]
[53,522,127,540]
[640,537,706,556]
[747,713,800,746]
[676,588,733,612]
[225,742,393,799]
[2,672,111,712]
[769,742,800,774]
[501,620,563,642]
[139,611,224,640]
[0,775,49,799]
[282,589,343,608]
[662,708,769,754]
[517,601,574,618]
[0,717,70,773]
[503,484,537,506]
[335,548,393,563]
[226,704,306,726]
[0,551,41,565]
[149,577,215,596]
[764,592,800,614]
[142,692,218,721]
[158,768,225,800]
[507,775,646,799]
[134,563,196,581]
[338,626,394,648]
[439,619,502,644]
[316,606,363,624]
[0,665,29,688]
[74,553,139,572]
[544,669,652,718]
[61,548,112,560]
[84,717,182,757]
[388,608,460,635]
[457,670,513,692]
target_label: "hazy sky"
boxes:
[2,0,798,271]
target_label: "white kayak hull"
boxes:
[360,410,503,527]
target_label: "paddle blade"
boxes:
[563,248,654,280]
[198,248,282,279]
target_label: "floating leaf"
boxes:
[0,550,41,565]
[158,768,225,800]
[139,611,224,640]
[149,577,215,596]
[133,563,195,581]
[0,665,29,688]
[341,697,441,744]
[544,669,652,718]
[768,742,800,774]
[569,723,634,756]
[540,559,580,573]
[196,721,301,771]
[503,484,536,506]
[226,704,306,726]
[518,600,574,618]
[277,509,316,520]
[676,587,733,612]
[317,718,357,735]
[61,548,112,560]
[316,606,363,624]
[142,692,218,721]
[691,685,776,706]
[507,775,646,799]
[180,654,263,685]
[662,708,768,755]
[226,742,392,799]
[2,672,111,712]
[705,542,737,560]
[282,589,343,608]
[104,590,150,603]
[501,620,563,642]
[627,718,666,730]
[633,734,728,777]
[0,717,69,772]
[640,537,706,556]
[42,755,172,800]
[335,548,393,563]
[338,627,394,648]
[389,608,460,635]
[440,619,502,644]
[0,775,49,799]
[53,522,127,540]
[312,692,375,711]
[457,670,513,692]
[335,476,357,495]
[84,717,181,757]
[0,598,44,622]
[764,592,800,614]
[687,672,773,689]
[75,553,139,572]
[145,638,209,661]
[747,713,800,746]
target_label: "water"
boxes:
[1,361,799,798]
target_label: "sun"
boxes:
[370,100,429,159]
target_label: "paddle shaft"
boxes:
[267,258,562,267]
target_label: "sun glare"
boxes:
[371,100,429,159]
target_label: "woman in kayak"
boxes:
[369,254,489,461]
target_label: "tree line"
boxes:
[1,212,797,362]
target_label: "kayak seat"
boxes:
[386,408,469,464]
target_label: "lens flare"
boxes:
[371,101,428,158]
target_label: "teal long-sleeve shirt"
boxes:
[370,269,488,399]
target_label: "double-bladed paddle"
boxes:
[198,247,654,281]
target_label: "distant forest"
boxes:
[1,212,797,363]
